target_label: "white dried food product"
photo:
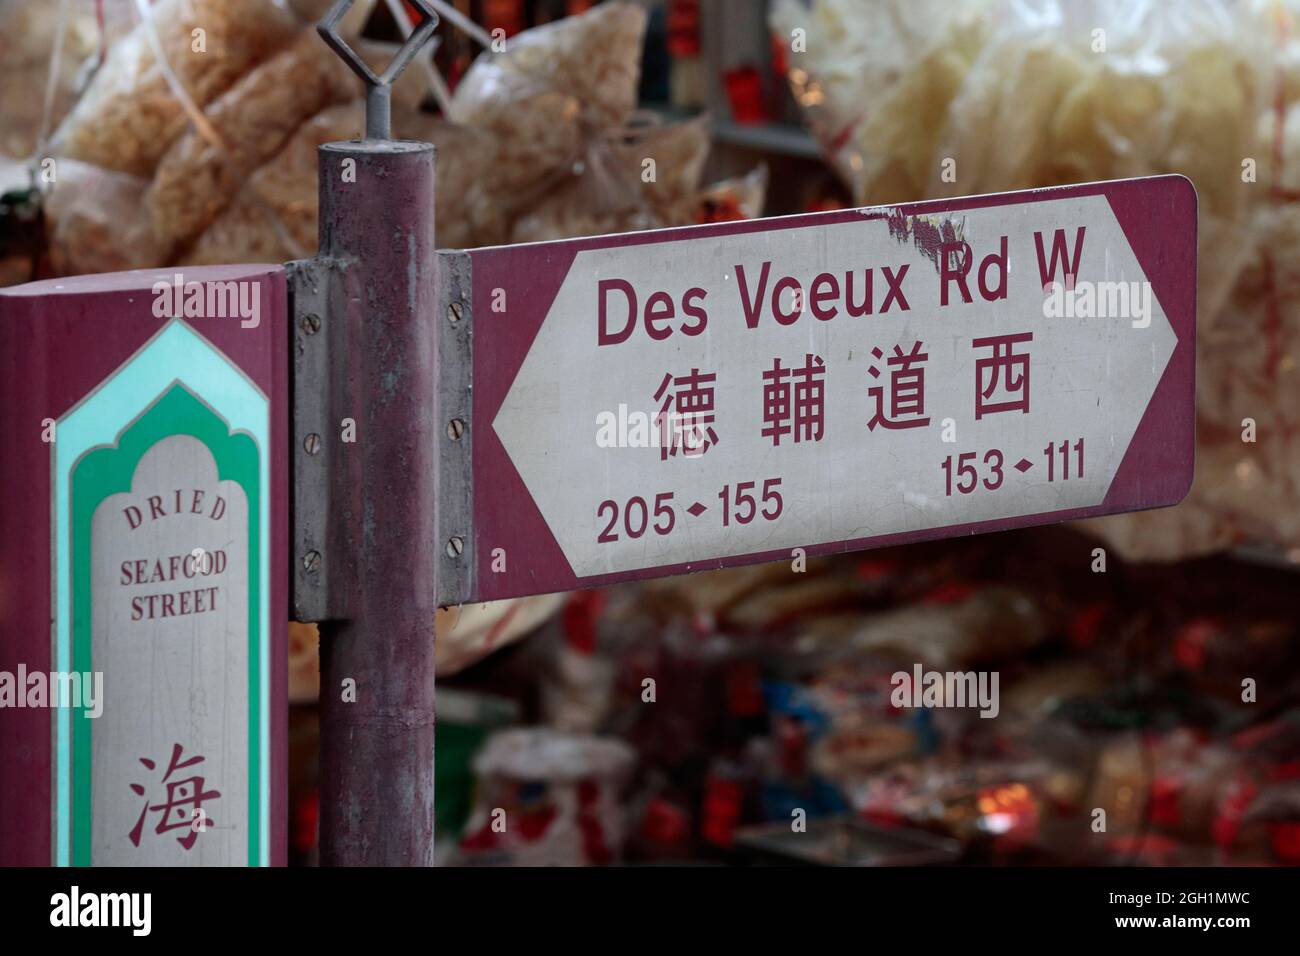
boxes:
[449,2,646,198]
[771,0,986,200]
[779,0,1300,558]
[613,117,711,225]
[511,117,711,244]
[936,15,1260,216]
[508,180,643,244]
[186,102,363,265]
[0,1,133,159]
[51,0,300,176]
[183,196,301,266]
[45,159,168,275]
[451,1,645,128]
[146,30,356,253]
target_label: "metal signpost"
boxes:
[0,0,1196,868]
[289,3,441,867]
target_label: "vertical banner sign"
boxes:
[456,176,1196,603]
[0,266,288,866]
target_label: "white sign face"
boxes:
[90,436,250,865]
[490,182,1193,582]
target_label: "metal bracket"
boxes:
[436,250,474,607]
[288,257,349,622]
[317,0,439,140]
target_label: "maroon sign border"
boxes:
[469,176,1196,602]
[0,265,289,866]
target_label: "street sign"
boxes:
[0,266,288,866]
[445,175,1196,603]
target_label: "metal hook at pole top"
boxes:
[316,0,440,141]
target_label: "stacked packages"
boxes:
[773,0,1300,560]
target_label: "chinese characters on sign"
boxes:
[654,369,719,458]
[654,333,1033,448]
[483,177,1194,592]
[129,743,221,851]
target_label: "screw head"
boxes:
[302,551,322,573]
[448,301,464,324]
[301,312,321,335]
[446,418,466,440]
[446,536,464,558]
[304,433,322,455]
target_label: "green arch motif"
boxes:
[70,382,261,866]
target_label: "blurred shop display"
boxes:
[370,527,1300,867]
[772,0,1300,562]
[734,818,961,866]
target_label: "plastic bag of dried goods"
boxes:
[1078,3,1300,560]
[774,0,1267,304]
[696,165,770,224]
[145,29,356,254]
[771,0,988,203]
[506,147,640,244]
[509,116,711,243]
[50,0,301,177]
[0,0,136,161]
[935,2,1260,204]
[45,159,168,275]
[448,1,646,204]
[774,0,1300,561]
[930,0,1266,364]
[612,115,712,225]
[186,102,364,265]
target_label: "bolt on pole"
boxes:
[308,0,441,866]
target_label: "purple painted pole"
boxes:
[315,139,438,866]
[306,0,443,869]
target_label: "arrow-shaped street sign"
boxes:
[440,176,1195,604]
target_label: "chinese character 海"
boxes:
[973,332,1033,419]
[867,342,931,431]
[762,353,826,446]
[128,743,221,851]
[653,368,720,459]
